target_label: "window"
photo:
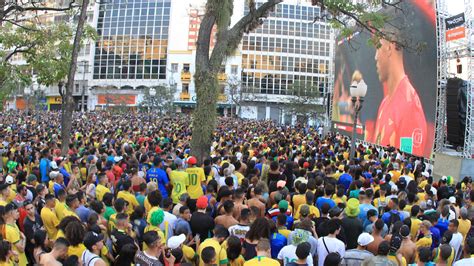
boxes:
[182,83,189,93]
[171,63,178,72]
[74,84,80,94]
[231,65,238,75]
[183,64,190,72]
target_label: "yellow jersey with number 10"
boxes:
[185,167,205,199]
[169,170,188,204]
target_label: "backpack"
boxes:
[387,211,401,228]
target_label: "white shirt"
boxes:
[317,236,345,266]
[278,244,313,266]
[228,224,250,241]
[453,257,474,266]
[450,232,463,259]
[160,211,177,239]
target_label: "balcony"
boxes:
[181,71,192,81]
[218,94,227,102]
[180,92,190,101]
[217,72,227,82]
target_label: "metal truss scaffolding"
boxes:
[434,0,448,155]
[463,0,474,158]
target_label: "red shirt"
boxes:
[373,76,428,156]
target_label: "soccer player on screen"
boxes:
[373,36,427,156]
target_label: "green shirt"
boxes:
[136,194,146,207]
[104,206,116,221]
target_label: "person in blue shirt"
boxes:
[57,158,70,186]
[381,198,405,227]
[53,173,66,198]
[39,149,50,183]
[269,220,287,259]
[146,158,170,199]
[316,184,336,211]
[358,189,377,228]
[338,165,352,192]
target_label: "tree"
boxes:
[140,85,177,115]
[61,0,90,155]
[284,81,325,126]
[191,0,398,160]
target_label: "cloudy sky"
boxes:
[448,0,468,14]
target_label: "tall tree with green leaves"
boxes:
[191,0,399,161]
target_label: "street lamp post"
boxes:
[349,79,367,160]
[149,88,156,114]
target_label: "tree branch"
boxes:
[2,0,78,22]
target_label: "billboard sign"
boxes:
[331,0,436,158]
[445,13,466,42]
[445,13,465,29]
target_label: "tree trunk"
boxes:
[191,71,219,162]
[61,0,89,156]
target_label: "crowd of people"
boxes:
[0,110,473,266]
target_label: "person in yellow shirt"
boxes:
[62,194,80,220]
[54,189,68,221]
[244,238,280,266]
[458,207,472,242]
[108,198,128,232]
[95,173,111,202]
[117,180,139,215]
[4,203,27,266]
[63,218,86,259]
[416,221,433,248]
[0,183,11,206]
[169,159,189,204]
[41,194,60,239]
[294,193,320,220]
[292,182,307,213]
[185,156,206,199]
[409,206,422,241]
[198,226,229,266]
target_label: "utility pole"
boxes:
[80,60,89,112]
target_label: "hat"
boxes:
[345,198,360,217]
[449,196,456,204]
[357,233,374,246]
[27,174,37,183]
[174,158,183,167]
[113,156,123,163]
[295,242,311,259]
[49,171,60,180]
[292,229,310,245]
[5,175,14,184]
[167,234,186,249]
[0,183,11,191]
[196,196,208,209]
[389,235,402,252]
[83,231,104,251]
[300,205,310,217]
[400,225,410,238]
[303,162,310,169]
[422,172,430,178]
[277,180,286,188]
[278,200,289,211]
[329,206,343,218]
[440,176,447,183]
[187,156,197,165]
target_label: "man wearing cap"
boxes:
[169,157,188,204]
[269,200,294,229]
[82,231,106,266]
[190,196,215,241]
[4,203,27,265]
[343,232,375,265]
[342,198,364,249]
[186,156,206,199]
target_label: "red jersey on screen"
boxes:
[373,76,427,156]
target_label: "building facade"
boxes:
[8,0,334,124]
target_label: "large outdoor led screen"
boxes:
[332,0,437,158]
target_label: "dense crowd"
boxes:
[0,111,473,266]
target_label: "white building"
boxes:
[10,0,334,124]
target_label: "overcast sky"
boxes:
[448,0,469,15]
